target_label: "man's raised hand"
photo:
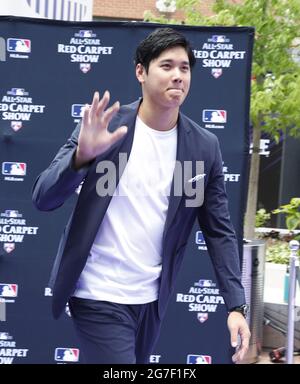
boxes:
[74,91,127,169]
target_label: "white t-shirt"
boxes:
[74,116,177,304]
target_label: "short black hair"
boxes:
[134,27,196,73]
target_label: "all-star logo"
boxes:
[57,30,114,73]
[176,278,224,313]
[0,331,29,364]
[0,88,46,132]
[0,210,39,244]
[193,34,246,75]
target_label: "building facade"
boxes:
[92,0,217,21]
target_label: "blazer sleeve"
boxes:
[32,123,89,211]
[197,136,246,310]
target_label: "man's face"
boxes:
[136,46,191,110]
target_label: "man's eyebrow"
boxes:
[158,59,190,65]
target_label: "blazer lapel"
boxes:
[163,113,193,239]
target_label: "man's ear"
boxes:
[136,63,146,84]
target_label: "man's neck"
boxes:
[138,99,179,131]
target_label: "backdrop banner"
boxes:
[0,16,254,364]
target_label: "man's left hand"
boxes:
[227,311,251,363]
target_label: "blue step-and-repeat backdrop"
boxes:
[0,16,253,364]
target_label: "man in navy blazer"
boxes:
[32,28,250,364]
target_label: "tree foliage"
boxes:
[273,197,300,231]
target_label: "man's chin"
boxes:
[167,96,185,107]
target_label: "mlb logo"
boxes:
[2,162,27,176]
[80,63,91,73]
[0,284,18,297]
[8,88,28,96]
[211,35,226,43]
[195,231,206,245]
[11,121,23,131]
[71,104,85,118]
[2,210,21,218]
[7,38,31,53]
[202,109,227,123]
[77,30,93,37]
[55,348,80,362]
[187,354,212,364]
[3,243,15,254]
[197,313,208,323]
[211,68,223,78]
[198,279,213,287]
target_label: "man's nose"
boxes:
[172,67,183,82]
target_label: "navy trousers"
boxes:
[68,297,161,364]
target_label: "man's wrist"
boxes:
[229,304,249,318]
[72,147,92,170]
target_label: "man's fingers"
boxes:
[102,101,120,126]
[90,91,99,116]
[239,346,247,361]
[82,91,119,133]
[228,313,251,363]
[96,90,110,116]
[237,333,250,361]
[232,344,248,363]
[232,351,240,363]
[81,104,90,128]
[230,327,239,348]
[232,332,250,363]
[241,333,250,350]
[109,126,128,146]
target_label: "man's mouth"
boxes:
[167,88,184,92]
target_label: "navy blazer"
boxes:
[32,99,246,319]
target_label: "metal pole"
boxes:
[285,240,299,364]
